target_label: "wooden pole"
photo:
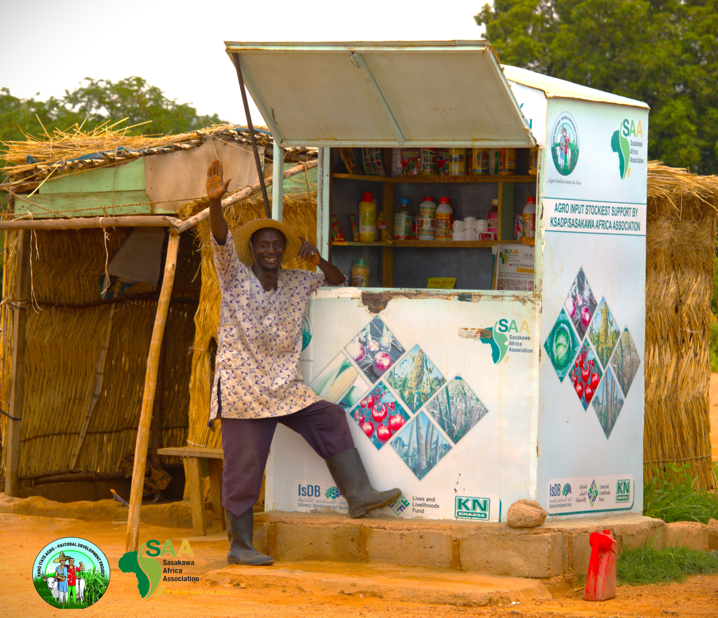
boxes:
[231,54,271,218]
[149,334,167,470]
[125,232,181,552]
[67,304,117,469]
[4,229,31,496]
[0,214,182,231]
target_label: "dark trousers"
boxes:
[221,400,355,518]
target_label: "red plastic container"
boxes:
[584,529,617,601]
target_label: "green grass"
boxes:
[32,570,110,609]
[617,545,718,585]
[644,462,718,524]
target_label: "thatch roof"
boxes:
[647,160,718,210]
[645,161,718,489]
[0,122,316,193]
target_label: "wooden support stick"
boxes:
[125,232,181,552]
[0,214,182,231]
[4,229,31,496]
[176,160,318,233]
[149,336,167,470]
[68,304,117,469]
[27,472,127,484]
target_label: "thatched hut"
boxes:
[645,162,718,489]
[0,123,318,549]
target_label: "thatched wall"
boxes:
[0,228,199,484]
[181,189,317,503]
[645,162,718,488]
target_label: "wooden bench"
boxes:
[157,446,225,536]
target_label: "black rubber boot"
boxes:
[226,509,274,566]
[326,448,402,518]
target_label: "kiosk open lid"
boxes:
[224,41,536,149]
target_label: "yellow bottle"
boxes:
[351,259,370,287]
[359,193,376,243]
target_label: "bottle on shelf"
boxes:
[394,198,413,240]
[471,148,490,175]
[448,149,466,176]
[489,149,500,175]
[523,196,536,239]
[418,196,437,241]
[351,259,370,287]
[498,148,517,175]
[436,197,453,240]
[358,192,376,243]
[529,147,539,175]
[488,198,499,240]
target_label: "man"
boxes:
[53,551,70,604]
[206,160,401,567]
[66,557,85,603]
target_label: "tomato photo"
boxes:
[350,383,411,450]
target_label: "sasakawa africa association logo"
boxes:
[32,537,110,609]
[119,538,197,599]
[551,111,580,176]
[611,118,645,180]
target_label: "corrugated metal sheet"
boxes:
[503,65,649,109]
[224,41,536,148]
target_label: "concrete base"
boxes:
[253,511,672,579]
[4,492,715,582]
[205,561,552,607]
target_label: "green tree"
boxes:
[1,78,225,209]
[1,77,224,144]
[62,77,223,136]
[476,0,718,174]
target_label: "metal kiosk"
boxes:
[225,40,649,521]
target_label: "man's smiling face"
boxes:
[251,228,286,271]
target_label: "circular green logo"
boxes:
[33,537,110,609]
[551,112,580,176]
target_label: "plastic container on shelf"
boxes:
[351,259,370,287]
[472,148,490,175]
[420,148,438,175]
[448,149,466,175]
[515,213,524,240]
[523,196,536,239]
[418,196,437,240]
[489,149,500,175]
[359,192,377,243]
[394,198,413,240]
[498,148,517,175]
[529,147,539,175]
[436,197,453,240]
[488,199,499,238]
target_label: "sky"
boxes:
[1,0,487,126]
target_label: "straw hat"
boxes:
[53,551,70,563]
[233,218,303,267]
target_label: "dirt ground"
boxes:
[710,373,718,460]
[4,512,718,618]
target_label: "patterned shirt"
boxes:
[67,565,77,586]
[210,230,327,420]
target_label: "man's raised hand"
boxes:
[206,159,231,202]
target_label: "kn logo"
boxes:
[616,479,631,503]
[455,496,493,521]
